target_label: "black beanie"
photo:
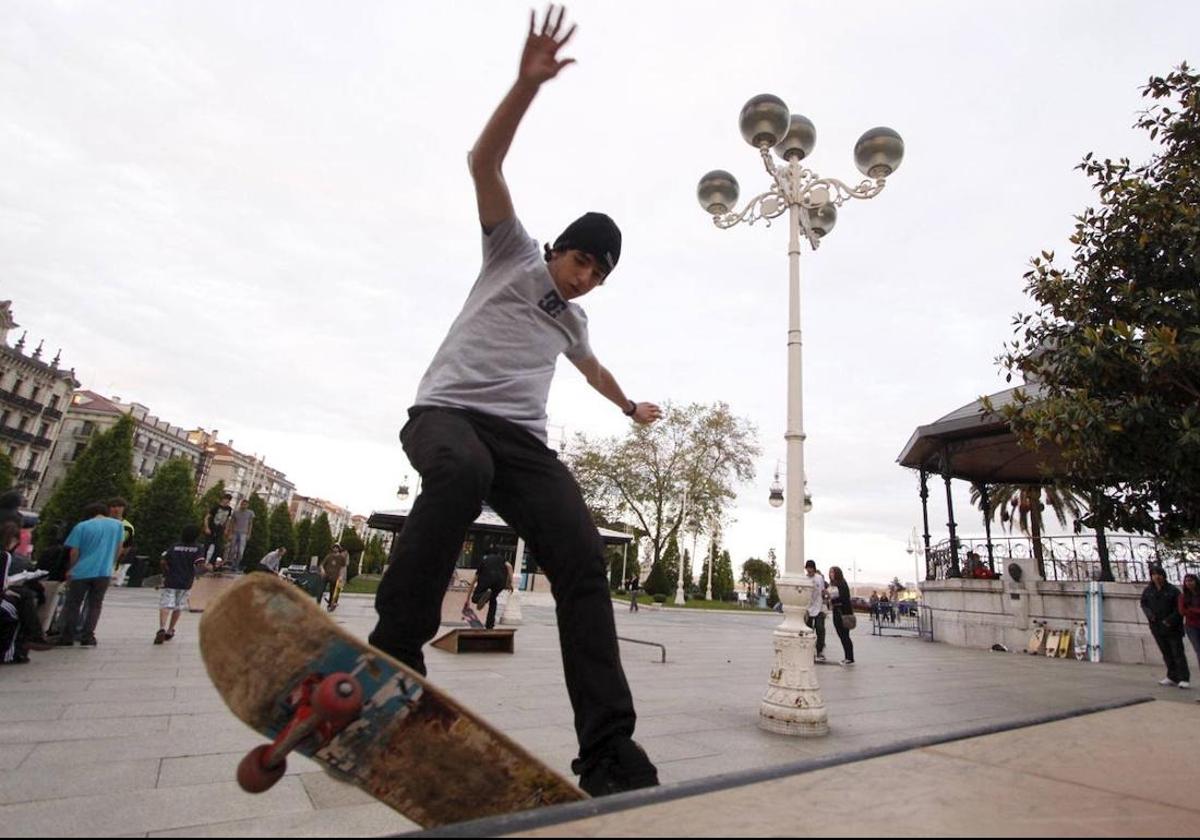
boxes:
[551,212,622,275]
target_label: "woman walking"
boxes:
[1180,574,1200,677]
[827,565,856,666]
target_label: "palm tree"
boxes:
[970,483,1084,577]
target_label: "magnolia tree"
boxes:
[995,64,1200,542]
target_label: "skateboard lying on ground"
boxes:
[199,574,584,828]
[461,604,486,629]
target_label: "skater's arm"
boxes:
[469,7,577,231]
[571,355,662,425]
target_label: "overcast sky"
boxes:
[3,1,1196,586]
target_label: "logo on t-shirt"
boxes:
[537,290,569,319]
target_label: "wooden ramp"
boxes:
[406,697,1200,838]
[431,628,516,654]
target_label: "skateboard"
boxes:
[1044,629,1061,657]
[461,604,485,629]
[199,574,584,828]
[1026,623,1047,655]
[1072,622,1088,661]
[1057,629,1073,658]
[327,575,345,612]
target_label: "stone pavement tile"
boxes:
[0,777,312,838]
[166,712,248,736]
[926,701,1200,815]
[146,802,412,837]
[299,770,376,809]
[0,715,169,745]
[158,752,319,789]
[0,758,160,805]
[0,744,35,772]
[21,727,259,769]
[62,697,228,720]
[0,699,67,723]
[512,748,1194,837]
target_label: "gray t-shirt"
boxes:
[414,216,594,443]
[231,508,255,534]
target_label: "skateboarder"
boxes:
[465,550,512,630]
[320,544,349,611]
[369,5,661,797]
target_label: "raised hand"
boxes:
[519,5,577,86]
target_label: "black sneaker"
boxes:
[165,631,175,642]
[573,739,659,797]
[154,629,167,645]
[80,636,98,647]
[472,588,493,609]
[56,637,75,647]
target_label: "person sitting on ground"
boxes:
[155,524,205,644]
[258,546,288,575]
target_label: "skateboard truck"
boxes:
[237,672,364,793]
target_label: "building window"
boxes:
[71,442,87,461]
[39,422,49,438]
[30,386,40,401]
[49,395,60,411]
[0,410,8,427]
[18,415,29,432]
[12,379,23,396]
[81,421,96,437]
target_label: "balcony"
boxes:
[43,407,63,421]
[0,426,35,445]
[32,435,53,450]
[0,388,44,414]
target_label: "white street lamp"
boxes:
[699,94,903,738]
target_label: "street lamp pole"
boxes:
[698,95,903,738]
[675,487,688,606]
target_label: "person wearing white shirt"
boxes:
[805,560,828,663]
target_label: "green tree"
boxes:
[241,493,270,567]
[362,535,388,575]
[309,513,334,563]
[195,481,227,531]
[740,557,776,600]
[338,526,366,579]
[295,517,313,565]
[607,536,640,590]
[698,538,736,601]
[267,503,296,560]
[0,450,14,494]
[35,414,135,550]
[644,532,681,597]
[994,64,1200,540]
[568,402,760,589]
[129,458,197,575]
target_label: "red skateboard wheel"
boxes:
[237,744,287,793]
[311,672,364,723]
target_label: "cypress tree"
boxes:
[35,413,135,551]
[129,458,196,575]
[267,502,296,560]
[309,513,334,562]
[242,493,270,566]
[295,517,313,566]
[338,526,366,579]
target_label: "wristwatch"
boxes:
[623,400,637,417]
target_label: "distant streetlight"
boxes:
[699,93,903,739]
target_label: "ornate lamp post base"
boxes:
[758,576,829,736]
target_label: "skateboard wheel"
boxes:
[312,672,363,722]
[237,744,286,793]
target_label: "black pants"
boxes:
[1152,628,1190,683]
[370,408,637,762]
[59,578,110,642]
[832,609,854,662]
[805,612,826,655]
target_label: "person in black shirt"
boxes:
[203,493,234,566]
[155,524,205,644]
[466,551,513,630]
[1141,564,1189,688]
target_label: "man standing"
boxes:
[1141,564,1190,689]
[57,502,125,646]
[229,499,256,571]
[203,493,234,566]
[804,560,828,663]
[368,5,661,796]
[320,544,349,610]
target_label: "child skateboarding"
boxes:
[369,4,662,796]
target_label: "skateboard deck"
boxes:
[1072,622,1088,661]
[461,605,485,629]
[1026,624,1047,655]
[199,574,584,828]
[327,576,345,612]
[1057,629,1072,658]
[1044,629,1061,657]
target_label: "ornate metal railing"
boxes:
[0,388,44,414]
[926,534,1198,584]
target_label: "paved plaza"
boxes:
[0,586,1197,837]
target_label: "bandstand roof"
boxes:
[896,382,1068,484]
